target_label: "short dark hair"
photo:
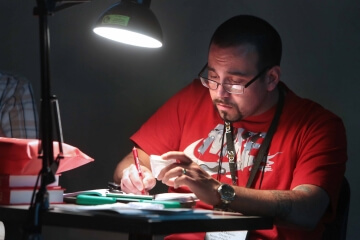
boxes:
[210,15,282,70]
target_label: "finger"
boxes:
[141,166,157,191]
[120,164,145,194]
[120,167,136,193]
[161,151,193,164]
[172,167,191,189]
[120,178,133,193]
[129,164,150,193]
[161,166,188,187]
[130,165,157,194]
[157,161,179,180]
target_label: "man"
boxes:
[0,72,38,138]
[114,15,347,239]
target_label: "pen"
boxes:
[132,147,146,194]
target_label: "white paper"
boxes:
[155,192,197,202]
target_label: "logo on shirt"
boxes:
[184,123,280,179]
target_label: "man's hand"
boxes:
[114,149,156,195]
[157,151,221,206]
[156,151,329,229]
[120,164,156,195]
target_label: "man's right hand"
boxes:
[113,149,156,194]
[120,163,156,194]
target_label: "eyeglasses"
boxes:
[198,63,270,94]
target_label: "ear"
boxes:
[266,66,281,91]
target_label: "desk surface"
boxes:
[0,205,273,238]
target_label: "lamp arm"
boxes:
[53,0,91,13]
[23,1,88,239]
[136,0,151,8]
[33,0,90,15]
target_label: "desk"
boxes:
[0,205,273,240]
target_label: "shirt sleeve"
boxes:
[290,106,347,220]
[130,80,204,155]
[130,87,185,155]
[0,74,39,139]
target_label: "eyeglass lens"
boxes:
[199,67,245,94]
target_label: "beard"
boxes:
[213,98,243,122]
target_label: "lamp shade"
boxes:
[93,0,163,48]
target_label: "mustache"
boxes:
[213,99,236,107]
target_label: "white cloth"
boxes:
[205,230,248,240]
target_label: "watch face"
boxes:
[219,184,235,201]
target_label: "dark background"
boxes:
[1,0,359,239]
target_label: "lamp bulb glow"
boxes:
[93,27,162,48]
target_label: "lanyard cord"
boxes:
[217,126,226,181]
[225,121,238,185]
[215,85,285,187]
[216,121,240,185]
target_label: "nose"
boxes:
[215,83,231,98]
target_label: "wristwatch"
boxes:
[215,183,235,211]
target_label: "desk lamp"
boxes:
[93,0,163,48]
[25,0,162,239]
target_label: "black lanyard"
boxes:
[219,85,285,188]
[225,121,238,185]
